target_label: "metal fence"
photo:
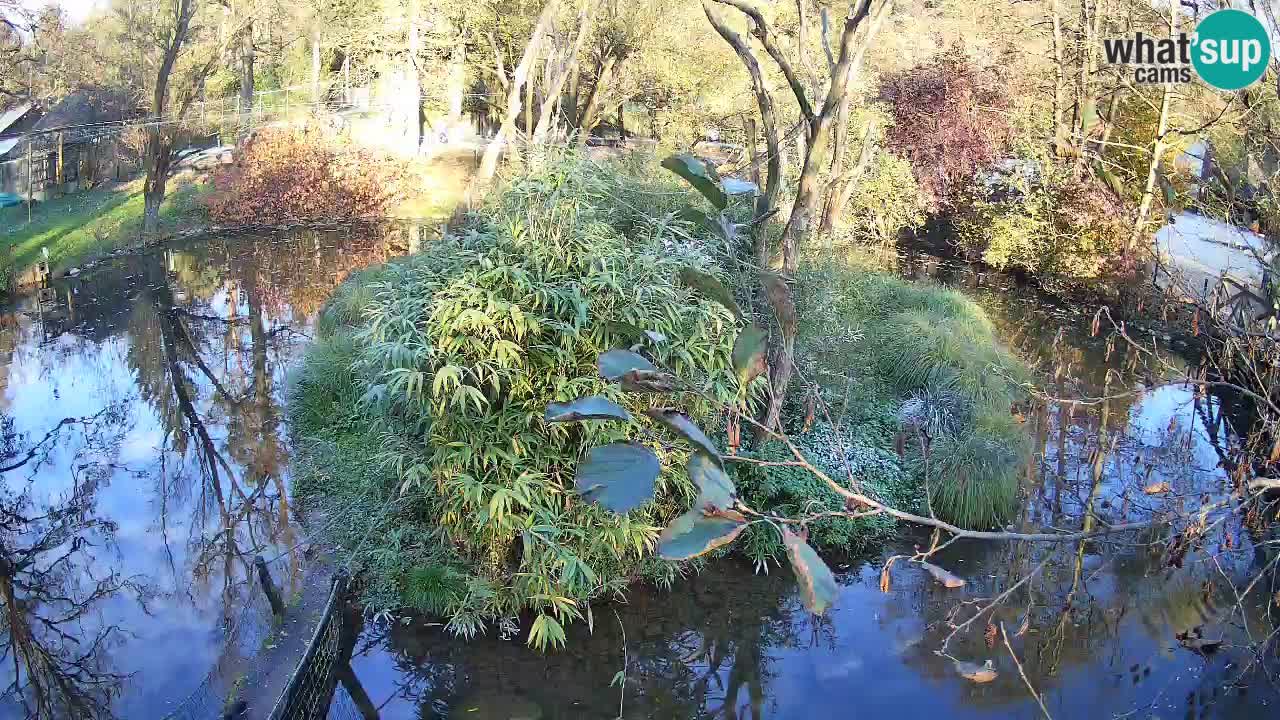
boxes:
[267,572,352,720]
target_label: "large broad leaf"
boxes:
[678,267,743,321]
[657,508,746,560]
[661,154,727,210]
[732,325,769,385]
[545,396,632,423]
[783,528,839,615]
[574,442,660,513]
[599,349,657,381]
[646,409,722,464]
[688,450,735,510]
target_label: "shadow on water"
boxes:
[2,228,1278,719]
[0,225,433,718]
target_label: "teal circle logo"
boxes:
[1192,9,1271,91]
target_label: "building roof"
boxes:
[29,90,133,136]
[0,103,35,136]
[0,138,19,157]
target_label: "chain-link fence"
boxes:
[266,572,352,720]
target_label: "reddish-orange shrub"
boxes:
[204,127,415,223]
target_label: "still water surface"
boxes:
[0,230,1276,719]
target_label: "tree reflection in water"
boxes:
[0,226,407,717]
[0,406,141,719]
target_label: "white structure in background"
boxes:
[1153,211,1270,304]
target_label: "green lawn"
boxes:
[1,178,207,283]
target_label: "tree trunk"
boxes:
[143,0,195,237]
[311,30,322,110]
[780,1,881,272]
[1128,8,1175,256]
[405,0,423,151]
[819,119,876,235]
[448,32,466,123]
[576,55,616,146]
[533,2,591,146]
[239,20,254,134]
[477,0,558,183]
[702,0,781,267]
[1049,0,1066,158]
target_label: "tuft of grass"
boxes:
[870,310,1026,410]
[921,412,1027,529]
[793,260,1031,532]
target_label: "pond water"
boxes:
[1,230,1277,719]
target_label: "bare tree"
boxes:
[702,0,893,432]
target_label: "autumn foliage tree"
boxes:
[881,48,1011,209]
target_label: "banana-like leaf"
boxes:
[574,442,660,513]
[662,154,727,210]
[599,349,657,381]
[678,267,743,321]
[646,409,722,464]
[657,509,746,560]
[732,325,769,385]
[783,528,839,615]
[687,450,735,510]
[545,396,632,423]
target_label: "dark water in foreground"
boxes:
[0,230,1276,719]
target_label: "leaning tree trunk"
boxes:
[477,0,558,182]
[142,136,174,235]
[405,0,423,151]
[575,55,617,147]
[1128,8,1176,257]
[533,2,591,146]
[311,30,322,110]
[705,0,889,436]
[1049,0,1067,158]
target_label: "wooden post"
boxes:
[25,139,32,224]
[56,132,64,187]
[254,554,286,618]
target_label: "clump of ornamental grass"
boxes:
[789,262,1030,530]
